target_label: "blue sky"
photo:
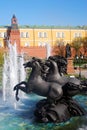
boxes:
[0,0,87,26]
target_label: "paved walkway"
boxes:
[75,69,87,78]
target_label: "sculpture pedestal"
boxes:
[67,58,75,74]
[34,97,86,123]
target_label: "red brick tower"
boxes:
[8,14,20,52]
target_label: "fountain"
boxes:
[2,43,26,103]
[0,43,87,130]
[13,55,87,123]
[46,43,51,59]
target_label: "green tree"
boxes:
[0,50,4,67]
[53,39,65,57]
[71,37,82,56]
[81,37,87,55]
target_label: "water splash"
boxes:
[2,43,26,105]
[46,43,51,59]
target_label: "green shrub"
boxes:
[0,51,4,67]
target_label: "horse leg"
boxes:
[14,82,28,101]
[14,81,27,90]
[15,87,20,101]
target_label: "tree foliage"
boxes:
[52,39,65,57]
[81,37,87,55]
[0,50,4,67]
[71,37,82,55]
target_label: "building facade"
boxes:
[0,15,87,58]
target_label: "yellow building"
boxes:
[19,27,87,47]
[0,15,87,54]
[0,26,87,48]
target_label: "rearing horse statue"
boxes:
[13,57,87,123]
[14,58,63,102]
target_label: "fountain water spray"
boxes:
[46,43,51,59]
[2,43,26,104]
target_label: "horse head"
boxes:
[23,58,41,68]
[48,55,67,75]
[31,57,49,80]
[45,59,58,72]
[23,58,43,75]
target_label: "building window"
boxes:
[38,32,48,38]
[23,32,26,37]
[79,33,82,37]
[0,32,4,38]
[62,32,65,38]
[56,32,60,38]
[56,32,65,38]
[20,32,23,38]
[74,33,78,38]
[24,42,30,47]
[38,32,42,38]
[26,32,29,38]
[74,32,82,38]
[21,32,29,38]
[38,42,47,47]
[38,42,42,46]
[43,32,47,38]
[4,32,7,38]
[43,42,46,46]
[0,42,2,47]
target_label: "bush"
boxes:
[0,51,4,67]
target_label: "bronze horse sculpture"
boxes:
[44,58,87,97]
[14,58,63,102]
[14,56,87,123]
[32,57,87,121]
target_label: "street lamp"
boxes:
[76,54,83,78]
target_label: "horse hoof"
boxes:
[16,96,19,101]
[13,86,17,91]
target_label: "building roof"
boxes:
[0,25,87,30]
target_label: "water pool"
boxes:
[0,92,87,130]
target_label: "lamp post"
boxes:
[76,54,83,78]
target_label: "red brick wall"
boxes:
[1,45,87,59]
[20,46,86,59]
[21,47,47,59]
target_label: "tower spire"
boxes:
[11,14,18,29]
